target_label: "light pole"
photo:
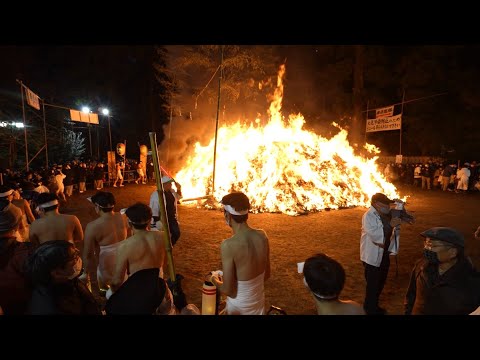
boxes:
[101,108,112,152]
[82,106,93,157]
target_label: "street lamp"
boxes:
[100,107,112,152]
[81,106,93,157]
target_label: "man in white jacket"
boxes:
[360,193,401,315]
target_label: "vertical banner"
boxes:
[107,151,116,183]
[139,144,148,180]
[25,87,40,110]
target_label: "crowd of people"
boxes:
[380,160,480,193]
[1,160,480,315]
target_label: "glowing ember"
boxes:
[175,65,402,215]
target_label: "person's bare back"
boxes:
[223,227,270,282]
[29,213,83,246]
[111,230,165,292]
[315,299,366,315]
[85,213,128,248]
[83,212,129,289]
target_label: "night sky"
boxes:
[2,45,480,169]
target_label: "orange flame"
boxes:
[175,65,402,215]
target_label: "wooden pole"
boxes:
[149,132,176,280]
[364,100,369,145]
[211,46,224,197]
[42,100,49,169]
[400,89,405,155]
[19,81,29,171]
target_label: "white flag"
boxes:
[25,87,40,110]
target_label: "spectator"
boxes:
[149,176,182,246]
[0,199,34,314]
[404,227,480,315]
[27,240,102,315]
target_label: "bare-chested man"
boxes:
[302,253,365,315]
[29,193,83,247]
[82,191,129,292]
[208,192,271,315]
[111,203,165,293]
[105,203,173,314]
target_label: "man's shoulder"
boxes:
[86,217,102,229]
[62,213,80,222]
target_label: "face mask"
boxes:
[423,249,440,265]
[377,204,391,215]
[68,257,83,279]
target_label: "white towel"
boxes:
[97,242,122,287]
[225,272,265,315]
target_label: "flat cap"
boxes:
[420,227,464,248]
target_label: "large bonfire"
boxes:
[175,65,401,215]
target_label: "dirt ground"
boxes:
[63,182,480,315]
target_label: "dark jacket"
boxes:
[404,257,480,315]
[29,278,102,315]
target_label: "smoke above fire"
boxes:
[163,64,401,215]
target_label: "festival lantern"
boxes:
[116,143,126,156]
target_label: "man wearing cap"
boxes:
[29,193,83,247]
[149,176,182,246]
[360,193,402,315]
[208,192,271,315]
[82,191,129,293]
[0,198,34,314]
[404,227,480,315]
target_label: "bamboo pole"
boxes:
[149,132,176,281]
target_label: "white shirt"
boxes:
[360,206,399,267]
[149,189,182,226]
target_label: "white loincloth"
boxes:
[97,242,122,288]
[226,272,265,315]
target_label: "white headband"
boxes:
[0,189,14,197]
[38,200,59,208]
[224,204,248,216]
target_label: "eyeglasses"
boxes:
[423,240,452,252]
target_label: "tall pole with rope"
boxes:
[211,45,224,197]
